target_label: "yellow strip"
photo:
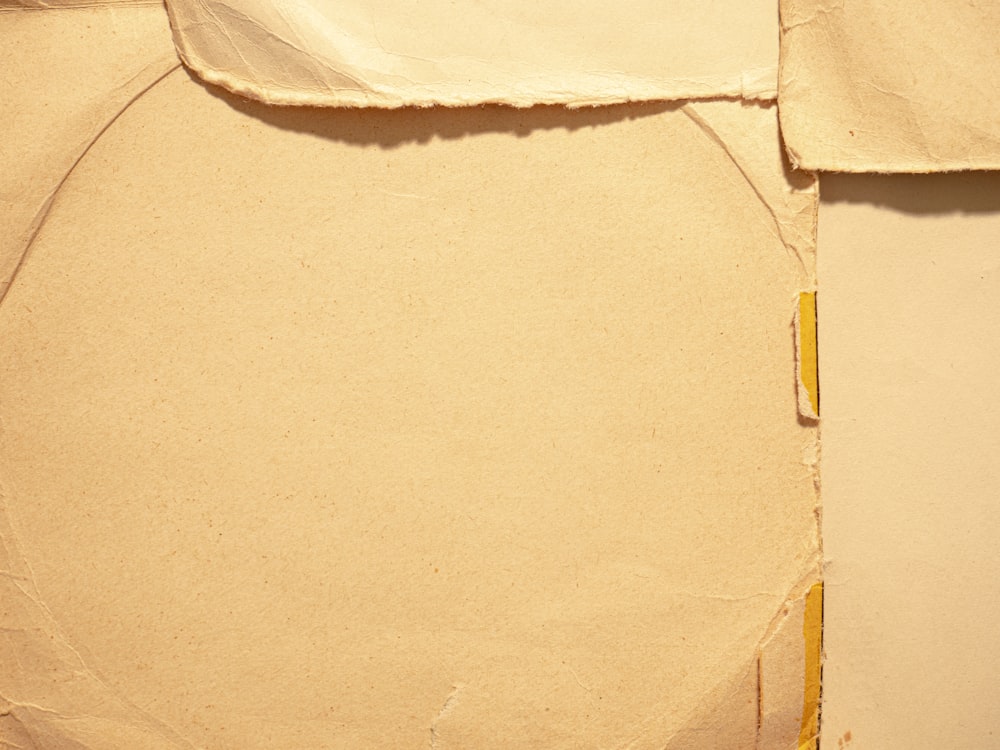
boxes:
[798,292,819,417]
[798,582,823,750]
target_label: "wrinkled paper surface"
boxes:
[779,0,1000,172]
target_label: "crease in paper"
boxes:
[0,4,181,301]
[679,104,817,289]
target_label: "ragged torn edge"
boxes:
[795,291,820,422]
[0,0,776,104]
[175,58,780,110]
[160,0,779,109]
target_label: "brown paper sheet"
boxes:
[778,0,1000,172]
[819,173,1000,748]
[1,4,822,749]
[163,0,782,107]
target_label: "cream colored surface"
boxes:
[0,4,179,298]
[820,173,1000,747]
[779,0,1000,172]
[0,7,820,747]
[165,0,782,107]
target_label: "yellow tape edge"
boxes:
[798,292,819,417]
[798,581,823,750]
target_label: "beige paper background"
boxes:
[0,4,179,297]
[779,0,1000,172]
[819,173,1000,747]
[0,8,820,745]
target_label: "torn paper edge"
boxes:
[161,0,778,108]
[173,56,779,109]
[795,291,820,421]
[2,1,779,108]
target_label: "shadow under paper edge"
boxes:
[189,70,998,218]
[820,172,1000,216]
[186,67,758,149]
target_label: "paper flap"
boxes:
[164,0,781,107]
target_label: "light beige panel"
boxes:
[820,173,1000,747]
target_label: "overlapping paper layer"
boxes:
[779,0,1000,172]
[164,0,782,106]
